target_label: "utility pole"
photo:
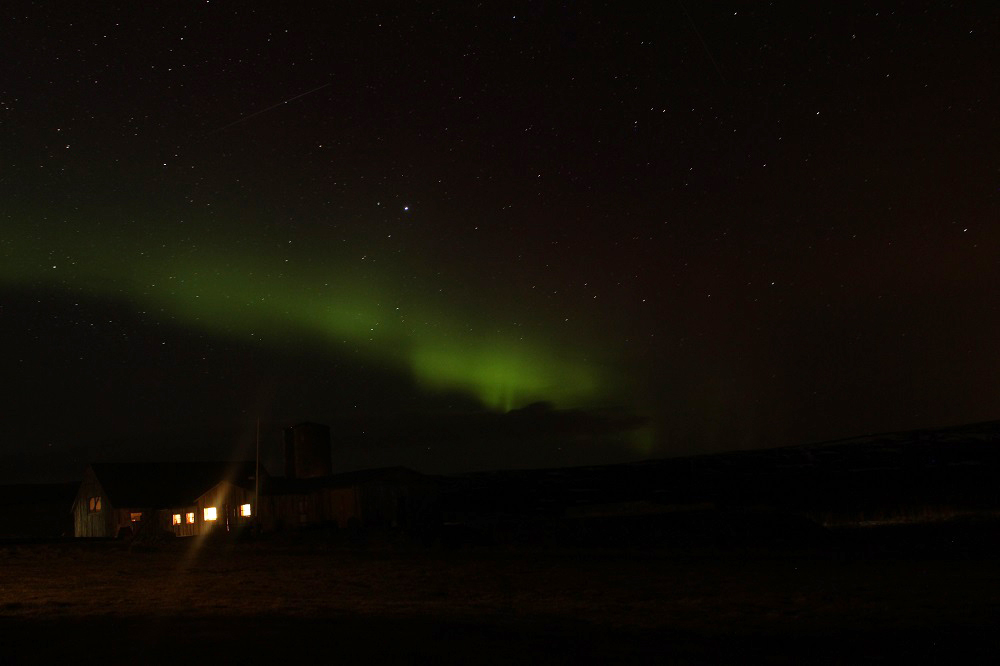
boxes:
[255,416,261,533]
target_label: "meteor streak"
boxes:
[210,82,332,133]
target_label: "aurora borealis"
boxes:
[2,212,603,411]
[3,3,999,480]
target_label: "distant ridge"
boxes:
[0,483,77,538]
[446,419,1000,528]
[796,419,1000,450]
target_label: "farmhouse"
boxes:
[73,423,441,538]
[73,461,261,538]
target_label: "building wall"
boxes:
[355,482,427,528]
[318,487,362,527]
[297,481,434,529]
[256,487,361,531]
[194,481,256,534]
[259,491,329,531]
[151,481,256,537]
[259,481,436,532]
[158,505,200,537]
[73,468,114,537]
[112,508,153,538]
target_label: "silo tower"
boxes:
[284,422,333,479]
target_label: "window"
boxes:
[130,512,142,522]
[186,512,195,524]
[240,503,252,517]
[88,496,102,512]
[172,514,181,526]
[203,507,217,521]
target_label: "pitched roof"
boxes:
[89,462,259,508]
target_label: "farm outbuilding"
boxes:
[73,462,263,538]
[74,460,438,537]
[260,467,440,532]
[73,423,443,538]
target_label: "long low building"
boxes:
[261,466,439,532]
[73,423,443,538]
[72,461,438,538]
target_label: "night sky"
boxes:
[3,3,998,482]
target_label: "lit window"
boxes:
[172,514,181,525]
[88,496,102,512]
[186,512,195,524]
[240,503,252,517]
[204,507,217,521]
[130,512,142,522]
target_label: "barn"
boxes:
[73,461,263,538]
[260,467,440,532]
[73,423,442,538]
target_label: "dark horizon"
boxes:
[8,411,1000,487]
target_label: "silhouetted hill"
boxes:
[0,483,77,539]
[440,420,1000,533]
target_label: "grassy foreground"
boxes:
[1,532,999,664]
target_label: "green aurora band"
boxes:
[2,216,603,411]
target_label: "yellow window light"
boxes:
[204,507,217,521]
[172,514,181,525]
[240,503,252,517]
[186,512,195,524]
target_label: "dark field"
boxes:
[2,529,1000,664]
